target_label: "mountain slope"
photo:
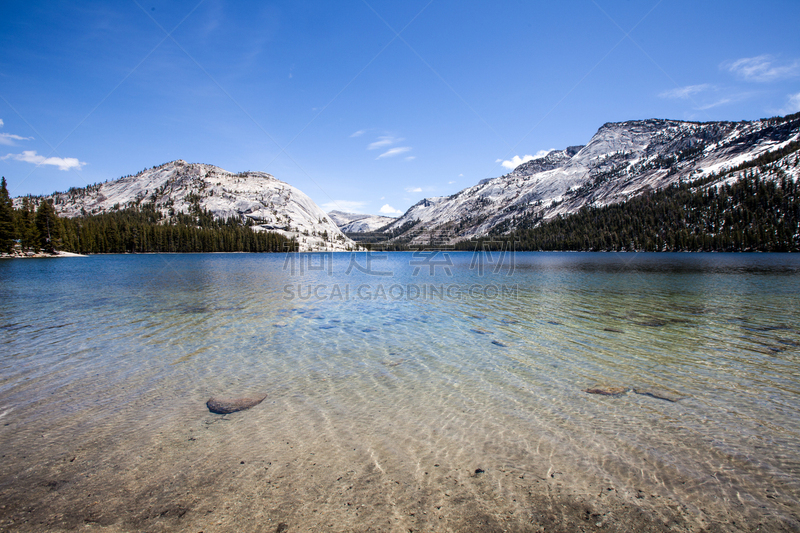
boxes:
[328,210,395,232]
[20,160,356,252]
[386,114,800,243]
[460,149,800,252]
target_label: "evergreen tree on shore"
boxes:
[34,198,60,253]
[0,178,15,253]
[16,197,39,251]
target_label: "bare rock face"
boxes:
[22,160,357,252]
[207,394,267,414]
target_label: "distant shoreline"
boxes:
[0,250,87,259]
[0,249,796,258]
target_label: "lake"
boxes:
[1,251,799,531]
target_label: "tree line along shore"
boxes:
[2,153,799,257]
[0,178,296,256]
[461,167,800,253]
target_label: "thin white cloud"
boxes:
[350,130,366,138]
[379,204,402,215]
[321,200,368,213]
[2,150,86,171]
[694,92,752,110]
[696,98,733,110]
[368,135,402,150]
[497,150,552,170]
[0,133,34,146]
[780,92,800,115]
[0,120,33,146]
[405,187,422,193]
[723,55,800,82]
[377,147,411,159]
[448,180,455,184]
[659,84,713,99]
[405,155,415,161]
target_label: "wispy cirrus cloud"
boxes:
[366,134,413,160]
[496,150,552,170]
[350,129,366,138]
[658,84,755,111]
[0,133,34,146]
[723,55,800,82]
[694,92,754,110]
[659,84,714,99]
[0,119,34,146]
[368,135,403,150]
[377,146,411,159]
[779,92,800,115]
[405,186,422,193]
[2,150,86,171]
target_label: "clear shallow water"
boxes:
[1,252,799,530]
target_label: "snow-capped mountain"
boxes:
[386,115,800,243]
[25,160,357,251]
[328,210,395,232]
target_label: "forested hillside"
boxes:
[0,178,295,255]
[457,158,800,252]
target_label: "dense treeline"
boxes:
[456,168,800,252]
[0,179,295,254]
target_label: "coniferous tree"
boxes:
[34,199,59,253]
[0,177,15,253]
[16,197,39,251]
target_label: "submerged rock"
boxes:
[583,386,627,396]
[632,388,684,402]
[207,394,267,414]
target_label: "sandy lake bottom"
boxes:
[1,252,799,532]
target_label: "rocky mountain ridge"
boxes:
[15,160,357,252]
[385,114,800,244]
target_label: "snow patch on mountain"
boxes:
[384,116,800,243]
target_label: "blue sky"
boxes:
[1,1,799,216]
